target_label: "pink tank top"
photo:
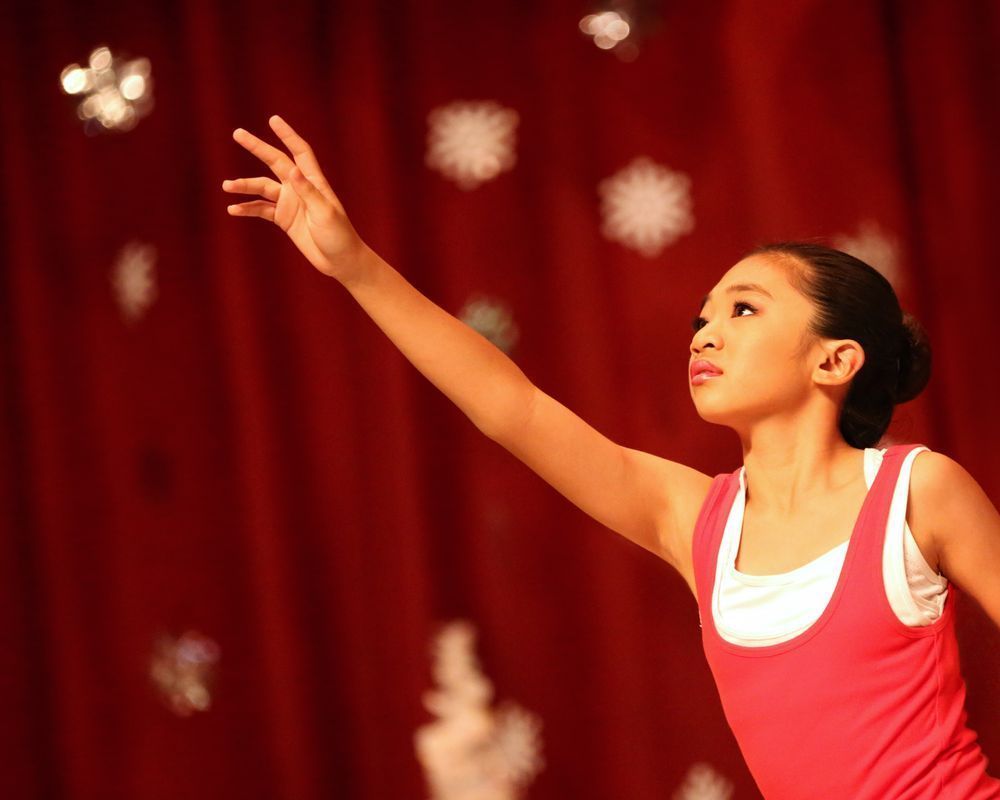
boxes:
[692,443,1000,798]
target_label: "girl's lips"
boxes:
[691,372,722,386]
[690,359,723,382]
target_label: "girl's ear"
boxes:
[814,339,864,387]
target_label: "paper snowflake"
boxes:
[832,220,903,290]
[672,761,734,800]
[598,156,694,257]
[111,240,157,323]
[458,295,520,354]
[415,620,544,800]
[426,101,519,190]
[60,45,153,134]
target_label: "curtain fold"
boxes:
[3,1,998,797]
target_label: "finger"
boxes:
[222,177,280,202]
[268,115,338,203]
[232,127,294,181]
[268,116,330,186]
[286,165,330,217]
[226,200,276,222]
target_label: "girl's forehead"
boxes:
[727,254,790,281]
[710,256,798,296]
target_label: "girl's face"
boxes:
[688,254,825,428]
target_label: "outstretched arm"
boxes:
[223,116,711,571]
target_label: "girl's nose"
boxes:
[691,329,719,354]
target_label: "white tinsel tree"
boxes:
[414,620,544,800]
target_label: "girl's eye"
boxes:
[690,300,757,332]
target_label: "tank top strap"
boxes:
[692,470,741,621]
[843,442,930,615]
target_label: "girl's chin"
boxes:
[690,398,740,424]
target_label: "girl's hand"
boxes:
[223,115,367,282]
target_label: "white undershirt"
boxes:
[712,447,948,646]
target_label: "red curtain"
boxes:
[2,1,999,797]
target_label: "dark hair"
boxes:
[746,242,931,449]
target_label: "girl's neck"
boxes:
[740,431,865,518]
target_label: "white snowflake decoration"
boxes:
[598,157,694,257]
[832,220,903,290]
[672,761,734,800]
[458,295,520,354]
[111,240,157,323]
[426,101,519,190]
[415,620,544,800]
[60,45,153,134]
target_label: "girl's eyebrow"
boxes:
[699,283,774,311]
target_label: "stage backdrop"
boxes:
[2,1,999,798]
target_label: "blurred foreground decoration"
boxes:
[598,156,695,258]
[60,45,153,134]
[832,220,904,291]
[111,240,158,323]
[672,762,735,800]
[426,101,519,190]
[149,630,221,717]
[415,620,544,800]
[458,295,520,355]
[578,0,662,61]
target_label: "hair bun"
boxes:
[896,311,932,403]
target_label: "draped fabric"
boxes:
[2,1,998,797]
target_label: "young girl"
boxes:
[222,115,1000,798]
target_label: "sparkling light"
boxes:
[579,7,640,60]
[60,46,154,133]
[89,46,113,71]
[598,157,695,257]
[60,66,89,94]
[120,74,146,100]
[580,11,632,49]
[425,100,519,190]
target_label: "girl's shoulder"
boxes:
[906,447,974,510]
[905,448,1000,630]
